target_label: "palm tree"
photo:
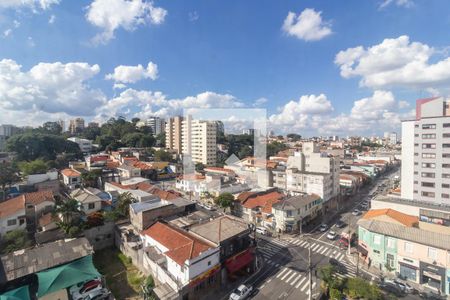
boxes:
[55,198,83,225]
[116,192,135,217]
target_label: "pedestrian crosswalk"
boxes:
[289,238,347,261]
[267,264,318,291]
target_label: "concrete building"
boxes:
[401,97,450,204]
[165,116,184,154]
[68,118,85,134]
[60,168,82,189]
[389,132,398,145]
[67,137,92,153]
[0,135,6,151]
[182,115,217,165]
[272,142,340,204]
[0,124,18,137]
[138,117,165,136]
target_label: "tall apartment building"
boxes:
[165,116,184,154]
[401,97,450,204]
[145,117,165,135]
[0,124,18,137]
[68,118,85,134]
[273,142,340,202]
[389,132,398,145]
[182,115,217,166]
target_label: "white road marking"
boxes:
[285,271,297,284]
[281,269,293,280]
[276,268,289,278]
[295,277,307,289]
[320,247,328,254]
[290,274,303,286]
[300,281,309,292]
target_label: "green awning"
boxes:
[0,285,30,300]
[37,255,100,297]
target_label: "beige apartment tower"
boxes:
[182,115,217,166]
[165,116,184,154]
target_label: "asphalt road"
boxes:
[247,167,402,300]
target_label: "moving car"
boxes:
[229,284,253,300]
[352,209,361,216]
[255,226,268,235]
[319,224,328,232]
[393,279,415,294]
[71,279,103,300]
[327,230,337,240]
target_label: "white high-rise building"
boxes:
[182,115,217,165]
[142,117,165,136]
[389,132,398,145]
[401,97,450,204]
[165,116,184,154]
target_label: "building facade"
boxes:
[182,115,217,165]
[68,118,85,134]
[165,116,184,154]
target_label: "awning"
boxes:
[399,262,419,270]
[0,286,30,300]
[357,245,368,256]
[225,249,254,273]
[189,264,220,287]
[37,255,100,297]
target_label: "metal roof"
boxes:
[358,219,450,251]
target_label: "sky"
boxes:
[0,0,450,136]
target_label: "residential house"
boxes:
[141,221,220,299]
[235,190,284,227]
[70,188,103,215]
[0,190,55,237]
[117,164,141,180]
[272,194,322,233]
[60,168,82,189]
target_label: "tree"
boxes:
[0,162,20,200]
[195,163,205,172]
[81,170,102,188]
[0,229,32,254]
[81,126,101,141]
[215,192,234,210]
[318,264,337,289]
[344,277,382,300]
[55,198,83,226]
[266,141,288,157]
[154,150,172,162]
[41,121,62,135]
[287,133,302,141]
[116,192,135,217]
[19,159,48,176]
[155,133,165,147]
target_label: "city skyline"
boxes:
[1,1,450,135]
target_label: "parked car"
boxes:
[255,226,268,235]
[393,279,416,294]
[334,220,345,228]
[352,209,361,216]
[379,282,404,297]
[327,231,337,240]
[338,233,357,249]
[319,224,328,232]
[83,288,111,300]
[229,284,253,300]
[71,279,103,300]
[69,279,102,296]
[419,290,445,299]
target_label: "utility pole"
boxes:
[308,237,312,300]
[356,252,359,276]
[347,229,351,256]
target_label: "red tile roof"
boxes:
[110,181,182,201]
[363,209,418,227]
[242,191,284,214]
[143,222,213,266]
[0,196,25,218]
[61,168,81,177]
[133,161,154,170]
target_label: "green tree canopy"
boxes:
[116,192,135,217]
[154,149,172,162]
[287,133,302,141]
[0,162,20,200]
[0,229,32,254]
[215,192,234,209]
[19,159,48,176]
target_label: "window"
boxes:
[443,154,450,158]
[444,123,450,128]
[415,134,419,137]
[413,190,418,194]
[207,261,211,266]
[443,133,450,138]
[414,143,419,147]
[422,124,436,129]
[373,249,380,254]
[442,183,450,188]
[422,163,436,168]
[442,193,450,199]
[422,144,436,149]
[387,238,395,248]
[422,191,435,197]
[404,242,413,253]
[373,235,381,245]
[7,219,17,226]
[444,174,450,179]
[421,182,435,188]
[387,253,395,268]
[422,133,436,139]
[428,247,437,260]
[444,144,450,148]
[88,203,95,209]
[422,153,436,159]
[19,219,25,225]
[414,152,418,156]
[443,164,450,168]
[421,172,435,178]
[414,180,418,184]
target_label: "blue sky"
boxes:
[1,0,450,136]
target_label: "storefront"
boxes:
[399,262,418,282]
[225,248,254,274]
[420,261,446,293]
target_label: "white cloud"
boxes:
[269,94,333,127]
[106,62,158,83]
[3,29,12,38]
[335,35,450,90]
[48,14,56,24]
[379,0,413,9]
[282,8,332,41]
[253,97,268,107]
[188,11,199,22]
[0,59,105,117]
[86,0,167,45]
[0,0,60,11]
[113,83,127,90]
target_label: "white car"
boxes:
[82,288,111,300]
[326,231,337,240]
[229,284,253,300]
[70,279,103,300]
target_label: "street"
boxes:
[247,167,402,300]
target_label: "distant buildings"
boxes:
[182,115,217,165]
[68,137,92,153]
[166,116,184,154]
[68,117,85,134]
[0,124,18,137]
[137,117,165,135]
